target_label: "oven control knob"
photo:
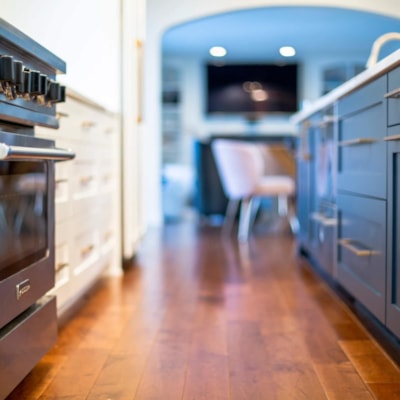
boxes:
[0,55,15,82]
[14,60,24,95]
[58,85,66,103]
[29,70,42,95]
[22,69,32,98]
[46,81,61,103]
[0,55,17,99]
[13,60,23,84]
[40,74,48,95]
[35,74,49,105]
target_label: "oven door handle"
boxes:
[0,143,75,161]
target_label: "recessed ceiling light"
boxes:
[209,46,227,57]
[279,46,296,57]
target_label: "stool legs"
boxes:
[238,197,253,242]
[223,199,239,235]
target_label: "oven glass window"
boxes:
[0,161,48,279]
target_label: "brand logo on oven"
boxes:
[16,279,31,300]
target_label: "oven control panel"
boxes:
[0,18,66,129]
[0,55,65,105]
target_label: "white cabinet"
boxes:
[36,89,122,315]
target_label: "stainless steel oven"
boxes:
[0,131,74,399]
[0,131,73,326]
[0,18,74,398]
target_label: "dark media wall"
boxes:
[206,63,298,115]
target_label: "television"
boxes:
[206,63,298,117]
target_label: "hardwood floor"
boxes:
[6,221,400,399]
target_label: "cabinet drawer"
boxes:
[338,75,386,117]
[57,97,100,144]
[387,66,400,127]
[71,159,98,201]
[337,193,386,322]
[337,102,386,198]
[73,227,99,275]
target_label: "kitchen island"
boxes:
[292,49,400,342]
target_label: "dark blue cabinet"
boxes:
[296,119,316,254]
[336,74,387,323]
[295,60,400,341]
[386,123,400,337]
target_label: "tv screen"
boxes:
[206,63,298,116]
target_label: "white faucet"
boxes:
[366,32,400,68]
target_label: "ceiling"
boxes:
[162,6,400,64]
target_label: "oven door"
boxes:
[0,131,74,329]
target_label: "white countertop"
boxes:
[291,49,400,124]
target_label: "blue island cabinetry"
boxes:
[293,51,400,341]
[336,75,387,324]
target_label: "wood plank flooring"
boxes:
[6,222,400,399]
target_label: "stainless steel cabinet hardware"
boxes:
[338,138,376,146]
[384,134,400,142]
[338,238,380,256]
[384,87,400,99]
[310,212,337,226]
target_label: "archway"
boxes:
[158,6,400,222]
[144,1,400,226]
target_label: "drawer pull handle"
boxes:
[338,138,376,147]
[338,238,380,257]
[384,87,400,99]
[310,212,337,226]
[104,230,113,240]
[81,244,94,257]
[384,134,400,142]
[56,262,69,272]
[316,115,337,127]
[80,175,94,184]
[296,152,312,161]
[322,115,336,123]
[56,111,69,119]
[81,120,96,129]
[56,178,68,185]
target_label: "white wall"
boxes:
[1,0,121,112]
[147,0,400,226]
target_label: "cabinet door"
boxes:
[337,193,386,323]
[386,133,400,337]
[338,103,386,199]
[296,121,316,253]
[338,75,386,118]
